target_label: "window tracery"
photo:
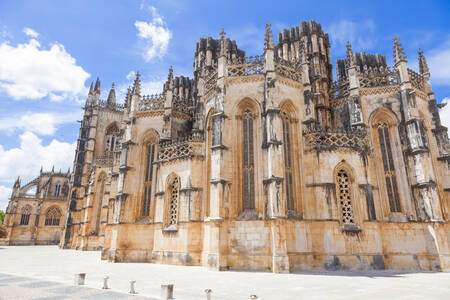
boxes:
[142,143,156,217]
[45,207,61,226]
[377,122,401,212]
[20,205,31,225]
[105,124,120,153]
[242,109,255,210]
[166,176,180,228]
[281,111,294,211]
[336,169,355,224]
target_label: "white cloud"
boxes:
[0,38,90,101]
[328,19,376,51]
[126,71,136,81]
[23,27,39,38]
[0,111,82,136]
[0,132,76,185]
[135,6,172,61]
[440,98,450,129]
[427,40,450,86]
[0,185,12,211]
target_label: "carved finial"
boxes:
[220,28,226,40]
[346,41,355,67]
[40,166,43,174]
[67,167,70,174]
[51,166,55,173]
[167,66,174,89]
[88,81,93,95]
[94,77,101,94]
[393,35,407,64]
[132,72,141,96]
[418,48,429,75]
[264,21,274,50]
[14,176,20,187]
[107,83,116,105]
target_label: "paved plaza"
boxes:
[0,246,449,300]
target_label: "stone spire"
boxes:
[393,35,407,64]
[167,66,174,90]
[94,77,101,94]
[88,81,94,95]
[132,72,141,96]
[14,176,20,188]
[418,48,430,75]
[219,28,226,56]
[107,83,116,105]
[346,41,356,67]
[264,22,274,50]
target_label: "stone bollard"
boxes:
[102,276,109,289]
[129,280,137,294]
[204,288,212,300]
[74,273,86,285]
[160,284,174,300]
[249,295,258,300]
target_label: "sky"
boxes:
[0,0,449,210]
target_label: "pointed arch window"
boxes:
[142,143,156,217]
[242,109,255,210]
[105,125,120,153]
[336,169,355,224]
[166,176,180,228]
[54,184,61,197]
[377,122,401,212]
[20,206,31,225]
[45,207,61,226]
[281,111,294,211]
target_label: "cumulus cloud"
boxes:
[328,19,376,51]
[0,38,90,101]
[0,111,82,136]
[0,185,12,211]
[23,27,39,38]
[135,6,172,61]
[0,131,76,184]
[440,98,450,129]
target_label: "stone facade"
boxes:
[1,169,70,245]
[13,20,448,272]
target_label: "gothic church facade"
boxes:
[11,20,450,272]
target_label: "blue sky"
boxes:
[0,0,449,209]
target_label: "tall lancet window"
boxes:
[377,122,401,212]
[166,176,180,228]
[20,205,31,225]
[105,124,119,153]
[142,143,155,217]
[242,109,255,210]
[281,111,294,211]
[336,169,355,224]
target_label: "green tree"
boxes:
[0,210,4,224]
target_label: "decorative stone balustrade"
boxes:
[408,68,425,91]
[358,68,399,88]
[172,95,193,115]
[97,100,125,112]
[138,94,165,111]
[158,132,204,163]
[227,55,265,77]
[303,127,369,153]
[93,153,114,167]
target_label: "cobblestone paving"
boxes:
[0,273,155,300]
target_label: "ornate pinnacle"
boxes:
[132,72,141,96]
[418,48,429,74]
[220,28,227,56]
[94,77,101,94]
[107,83,116,105]
[220,28,226,41]
[264,21,274,50]
[393,35,407,64]
[346,41,355,67]
[88,81,93,95]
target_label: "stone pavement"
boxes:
[0,273,155,300]
[0,246,449,300]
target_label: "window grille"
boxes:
[242,110,255,210]
[20,206,31,225]
[377,123,401,212]
[167,177,180,226]
[336,169,355,224]
[45,207,61,226]
[282,111,294,211]
[105,125,119,152]
[142,143,155,217]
